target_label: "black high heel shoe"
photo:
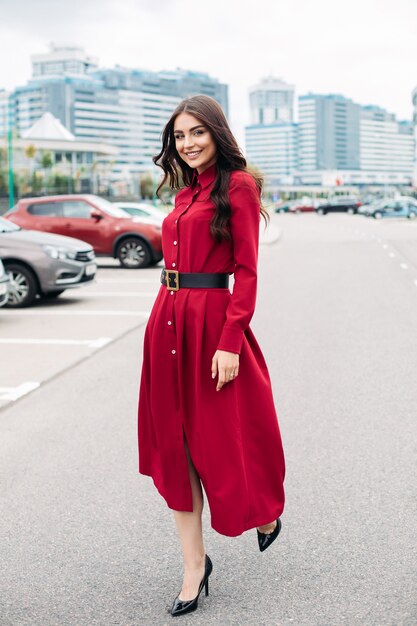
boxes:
[257,517,282,552]
[170,554,213,617]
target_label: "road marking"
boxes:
[0,382,40,401]
[0,310,150,317]
[400,263,408,270]
[0,337,112,348]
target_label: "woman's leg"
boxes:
[173,433,206,601]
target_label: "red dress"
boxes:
[137,162,285,537]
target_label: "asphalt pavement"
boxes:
[1,213,417,625]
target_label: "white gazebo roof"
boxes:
[21,112,75,141]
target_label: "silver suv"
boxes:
[0,217,96,307]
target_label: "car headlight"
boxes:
[42,245,77,260]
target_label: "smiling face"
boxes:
[173,112,217,174]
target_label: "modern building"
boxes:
[245,123,299,186]
[245,76,298,187]
[249,76,295,125]
[360,105,414,183]
[7,45,229,180]
[298,93,413,186]
[298,93,361,173]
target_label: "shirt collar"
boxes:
[191,162,218,189]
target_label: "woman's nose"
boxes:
[183,135,194,149]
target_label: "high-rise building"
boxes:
[249,76,295,124]
[298,93,361,173]
[245,123,299,186]
[360,105,414,176]
[298,94,414,185]
[245,76,298,187]
[8,45,228,179]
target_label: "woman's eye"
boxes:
[194,130,204,135]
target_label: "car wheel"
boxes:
[374,212,383,219]
[408,211,417,219]
[43,290,66,299]
[279,208,286,214]
[347,208,355,214]
[317,208,325,215]
[5,263,38,308]
[117,237,151,269]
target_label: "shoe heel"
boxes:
[204,578,209,596]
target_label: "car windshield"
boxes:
[0,217,21,233]
[86,196,131,218]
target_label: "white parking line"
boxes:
[0,382,40,401]
[0,337,112,348]
[0,310,150,317]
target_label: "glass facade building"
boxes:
[6,46,228,179]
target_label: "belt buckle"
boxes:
[165,269,179,291]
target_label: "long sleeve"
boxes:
[216,172,261,355]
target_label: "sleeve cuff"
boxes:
[216,326,244,355]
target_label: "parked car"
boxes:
[114,201,166,225]
[357,199,384,216]
[0,259,10,307]
[368,199,417,219]
[274,201,294,214]
[289,199,318,213]
[315,197,362,215]
[5,194,163,269]
[0,217,96,307]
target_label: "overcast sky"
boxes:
[0,0,416,148]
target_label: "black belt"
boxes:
[161,268,229,291]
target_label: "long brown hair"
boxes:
[152,94,269,242]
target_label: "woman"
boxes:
[137,94,285,617]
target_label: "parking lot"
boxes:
[0,259,160,409]
[1,212,417,625]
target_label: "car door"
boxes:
[60,200,104,252]
[26,201,66,234]
[382,202,397,218]
[394,202,407,217]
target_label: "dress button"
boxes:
[168,321,172,325]
[170,291,174,295]
[173,240,178,245]
[172,262,176,267]
[175,219,178,223]
[172,349,176,354]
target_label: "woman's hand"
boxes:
[211,349,239,391]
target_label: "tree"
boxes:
[41,151,53,169]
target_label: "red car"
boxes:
[289,200,317,213]
[5,194,163,269]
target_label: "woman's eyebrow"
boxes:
[174,125,206,133]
